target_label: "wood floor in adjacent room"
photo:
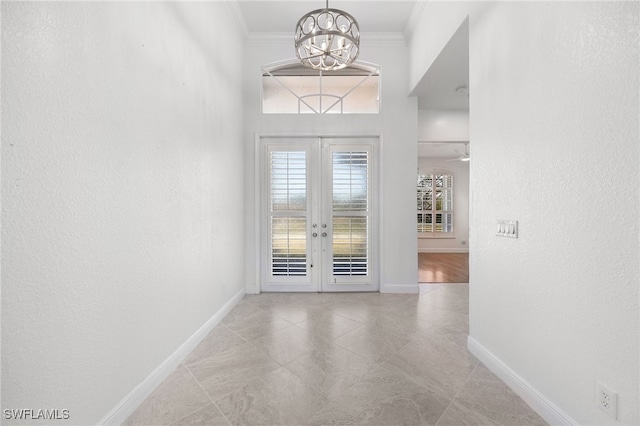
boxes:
[419,252,469,283]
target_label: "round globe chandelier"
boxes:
[294,0,360,71]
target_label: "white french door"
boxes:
[261,137,378,292]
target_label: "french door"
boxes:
[261,137,378,292]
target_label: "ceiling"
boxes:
[418,142,468,160]
[235,1,470,160]
[236,1,418,34]
[411,19,469,110]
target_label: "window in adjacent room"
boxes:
[417,171,453,234]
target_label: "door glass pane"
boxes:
[418,213,433,232]
[270,152,306,211]
[271,217,307,276]
[269,149,308,279]
[333,217,368,276]
[332,151,368,211]
[331,150,369,278]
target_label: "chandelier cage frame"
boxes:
[294,1,361,71]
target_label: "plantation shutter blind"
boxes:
[270,151,307,277]
[331,151,369,277]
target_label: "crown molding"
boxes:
[225,1,249,42]
[246,32,292,46]
[403,0,427,42]
[363,32,407,47]
[246,32,407,47]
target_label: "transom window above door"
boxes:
[261,60,380,114]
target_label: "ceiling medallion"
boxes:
[294,0,360,71]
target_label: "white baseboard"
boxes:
[418,248,469,253]
[467,336,578,426]
[99,288,246,425]
[381,284,419,294]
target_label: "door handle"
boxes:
[322,232,328,237]
[312,232,318,238]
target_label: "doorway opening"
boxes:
[417,141,470,284]
[411,17,470,286]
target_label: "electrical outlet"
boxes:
[596,382,618,420]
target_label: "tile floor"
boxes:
[125,284,547,426]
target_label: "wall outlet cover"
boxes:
[596,382,618,420]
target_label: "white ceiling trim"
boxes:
[363,32,407,47]
[403,0,427,42]
[246,32,291,46]
[246,32,406,47]
[225,1,249,42]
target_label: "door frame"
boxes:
[254,134,381,293]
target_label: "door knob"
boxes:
[322,232,327,237]
[312,232,318,237]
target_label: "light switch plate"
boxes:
[497,220,518,238]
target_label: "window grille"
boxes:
[417,171,453,233]
[262,60,380,114]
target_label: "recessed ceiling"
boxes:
[411,18,469,110]
[236,1,418,34]
[418,142,469,160]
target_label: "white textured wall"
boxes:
[418,109,469,142]
[410,1,639,424]
[1,2,245,424]
[417,158,469,253]
[243,36,418,293]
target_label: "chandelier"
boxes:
[294,0,360,71]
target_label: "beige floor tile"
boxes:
[250,324,322,365]
[187,342,280,401]
[128,286,548,426]
[182,325,247,368]
[420,285,469,311]
[169,403,230,426]
[309,365,450,425]
[264,303,326,323]
[333,321,413,362]
[453,364,548,426]
[221,309,292,341]
[329,300,392,324]
[295,310,362,341]
[436,401,502,426]
[124,367,211,426]
[382,335,478,399]
[285,341,377,397]
[214,367,328,426]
